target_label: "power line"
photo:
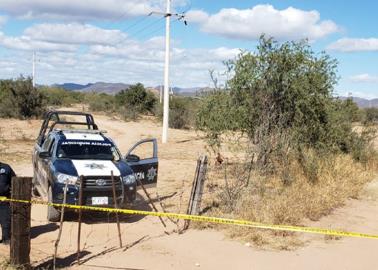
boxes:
[130,16,165,36]
[106,1,191,41]
[136,20,166,40]
[126,16,165,40]
[120,14,150,32]
[137,17,183,40]
[106,1,144,25]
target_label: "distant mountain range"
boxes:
[339,96,378,108]
[52,83,93,91]
[51,82,378,107]
[153,86,204,97]
[54,82,130,94]
[53,82,204,96]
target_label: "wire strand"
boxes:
[137,17,183,40]
[127,16,165,40]
[121,14,150,33]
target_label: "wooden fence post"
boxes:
[184,155,208,230]
[77,175,84,265]
[10,176,32,269]
[111,171,123,248]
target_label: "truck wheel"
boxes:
[47,185,60,222]
[32,171,40,197]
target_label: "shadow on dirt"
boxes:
[34,250,91,269]
[80,266,145,270]
[31,223,59,239]
[78,235,149,269]
[33,191,178,226]
[62,193,153,224]
[146,191,177,205]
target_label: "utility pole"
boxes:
[160,85,163,104]
[32,51,36,87]
[150,3,186,143]
[162,0,171,144]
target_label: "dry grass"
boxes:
[0,122,36,163]
[197,151,378,250]
[0,258,14,270]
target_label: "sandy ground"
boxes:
[0,109,378,270]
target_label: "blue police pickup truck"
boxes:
[32,111,158,222]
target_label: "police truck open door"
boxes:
[125,138,158,188]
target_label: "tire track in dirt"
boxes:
[1,111,378,269]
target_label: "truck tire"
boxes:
[47,185,60,222]
[32,171,40,197]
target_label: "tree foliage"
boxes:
[0,76,45,118]
[197,37,372,167]
[87,93,116,112]
[40,86,84,106]
[115,83,156,115]
[363,107,378,124]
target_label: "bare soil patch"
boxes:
[0,109,378,269]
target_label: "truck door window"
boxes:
[48,139,56,156]
[129,141,154,160]
[42,135,53,152]
[111,147,121,161]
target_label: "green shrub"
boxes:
[115,83,157,116]
[169,97,199,129]
[86,93,116,112]
[195,36,378,249]
[156,96,199,129]
[0,76,45,118]
[196,36,375,167]
[40,86,84,106]
[363,107,378,124]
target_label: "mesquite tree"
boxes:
[197,36,368,171]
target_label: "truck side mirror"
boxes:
[125,154,140,163]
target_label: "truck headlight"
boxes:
[122,174,136,185]
[56,173,78,185]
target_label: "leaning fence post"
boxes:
[10,176,32,270]
[136,178,167,229]
[184,155,208,230]
[191,155,208,215]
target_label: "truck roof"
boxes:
[50,129,114,145]
[37,110,99,146]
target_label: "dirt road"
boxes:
[1,111,378,269]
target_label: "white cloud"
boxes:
[0,30,238,87]
[0,0,186,21]
[87,38,240,86]
[24,23,127,45]
[88,37,239,65]
[0,31,77,52]
[186,5,339,41]
[350,74,378,83]
[186,10,209,24]
[32,46,235,87]
[0,22,128,51]
[327,38,378,52]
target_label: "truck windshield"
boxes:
[57,141,120,160]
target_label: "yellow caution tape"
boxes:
[1,196,378,240]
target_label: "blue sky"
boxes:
[0,0,377,98]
